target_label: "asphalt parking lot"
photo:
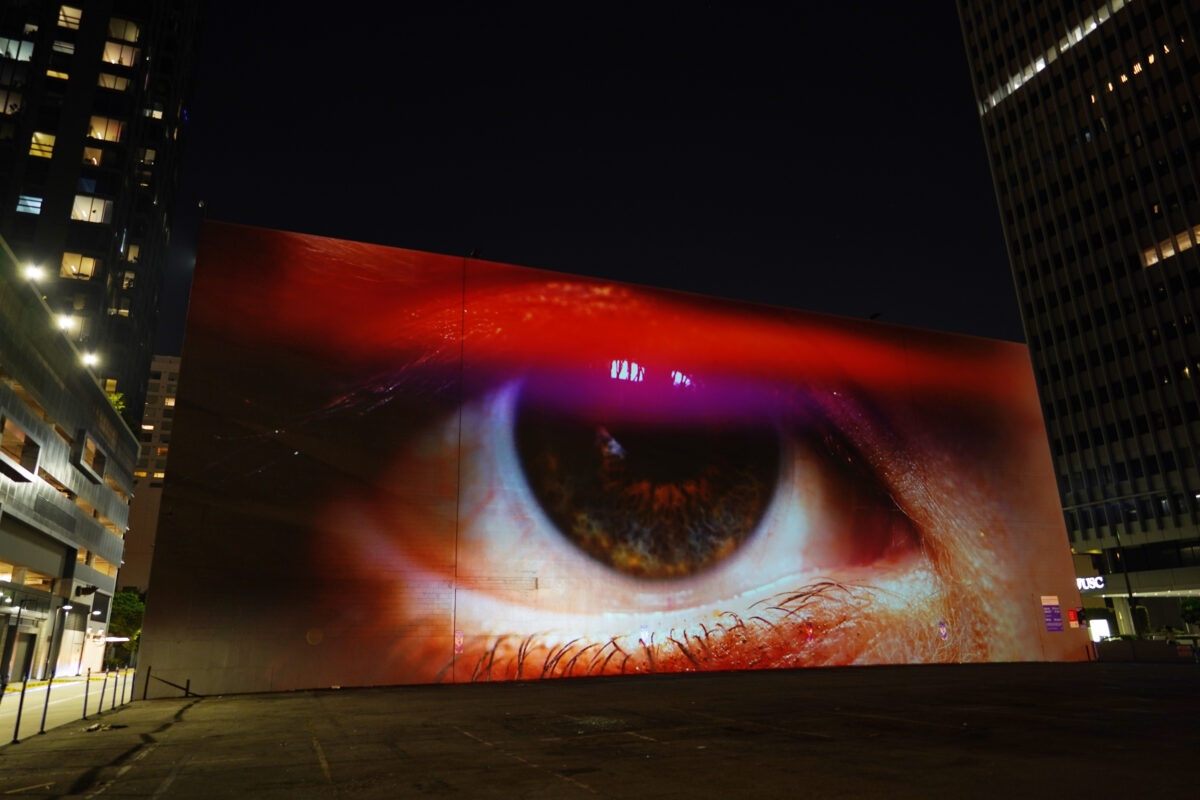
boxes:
[0,661,1196,799]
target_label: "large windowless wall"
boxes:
[137,224,1085,696]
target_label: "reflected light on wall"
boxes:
[610,359,645,382]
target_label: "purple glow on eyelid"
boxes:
[517,366,811,425]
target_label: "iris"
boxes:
[514,377,780,579]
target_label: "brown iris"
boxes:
[514,387,780,579]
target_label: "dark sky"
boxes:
[157,2,1021,353]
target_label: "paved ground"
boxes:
[1,672,135,741]
[0,662,1195,799]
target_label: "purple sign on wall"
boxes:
[1041,595,1063,632]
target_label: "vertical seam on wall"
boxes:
[450,255,468,683]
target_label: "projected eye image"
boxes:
[148,225,1082,693]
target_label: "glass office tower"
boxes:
[958,0,1200,634]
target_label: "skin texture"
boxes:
[146,224,1086,693]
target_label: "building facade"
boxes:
[0,0,197,426]
[117,351,175,591]
[1,234,137,682]
[958,0,1200,634]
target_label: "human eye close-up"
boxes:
[142,227,1087,695]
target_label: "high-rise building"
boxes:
[1,234,137,681]
[959,0,1200,635]
[118,351,175,591]
[0,0,197,426]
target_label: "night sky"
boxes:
[156,2,1020,354]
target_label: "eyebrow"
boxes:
[194,224,1034,404]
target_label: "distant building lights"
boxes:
[980,0,1127,115]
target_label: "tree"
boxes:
[1182,598,1200,631]
[107,589,145,666]
[106,391,126,414]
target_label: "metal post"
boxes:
[120,669,129,705]
[97,671,107,714]
[11,669,29,743]
[111,672,117,710]
[142,665,151,701]
[185,678,190,698]
[38,671,54,734]
[82,668,91,720]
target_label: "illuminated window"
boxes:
[126,243,140,262]
[16,195,42,214]
[152,471,165,479]
[113,297,131,317]
[92,554,118,577]
[97,72,129,91]
[101,41,139,67]
[108,18,139,42]
[29,131,54,157]
[121,270,135,289]
[87,115,124,142]
[60,252,98,279]
[82,146,101,165]
[102,378,117,392]
[134,469,147,478]
[71,195,113,224]
[57,5,82,29]
[0,414,40,480]
[0,37,34,61]
[46,68,69,80]
[52,40,75,55]
[0,88,22,115]
[1143,222,1200,267]
[980,0,1128,115]
[155,446,168,457]
[79,435,106,478]
[164,397,176,407]
[144,103,163,120]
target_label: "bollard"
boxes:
[11,671,29,743]
[38,671,54,734]
[121,669,129,705]
[82,668,91,720]
[142,665,151,701]
[185,678,190,698]
[111,672,117,710]
[97,671,108,714]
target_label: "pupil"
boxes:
[514,383,780,579]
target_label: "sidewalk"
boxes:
[0,661,1196,799]
[1,675,90,695]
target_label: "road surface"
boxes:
[0,671,134,744]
